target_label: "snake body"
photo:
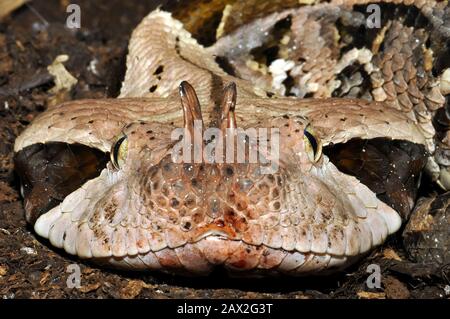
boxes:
[14,0,450,275]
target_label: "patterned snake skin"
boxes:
[14,0,450,275]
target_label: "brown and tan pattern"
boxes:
[13,1,450,275]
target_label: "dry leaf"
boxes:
[357,291,386,299]
[0,34,13,74]
[0,264,8,276]
[79,282,101,293]
[20,246,37,255]
[384,276,410,299]
[382,248,402,261]
[82,267,95,275]
[0,0,28,20]
[39,271,50,286]
[47,54,78,94]
[440,68,450,95]
[0,181,18,202]
[120,280,152,299]
[216,4,232,39]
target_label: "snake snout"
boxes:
[139,153,281,238]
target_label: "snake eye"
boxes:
[111,135,128,169]
[303,125,322,162]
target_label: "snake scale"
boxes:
[14,0,450,276]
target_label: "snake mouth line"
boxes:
[95,235,361,276]
[14,137,427,226]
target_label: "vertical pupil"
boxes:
[304,130,318,155]
[113,136,126,165]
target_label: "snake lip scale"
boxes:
[13,1,449,276]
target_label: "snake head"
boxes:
[14,81,427,275]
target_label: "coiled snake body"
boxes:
[14,0,450,275]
